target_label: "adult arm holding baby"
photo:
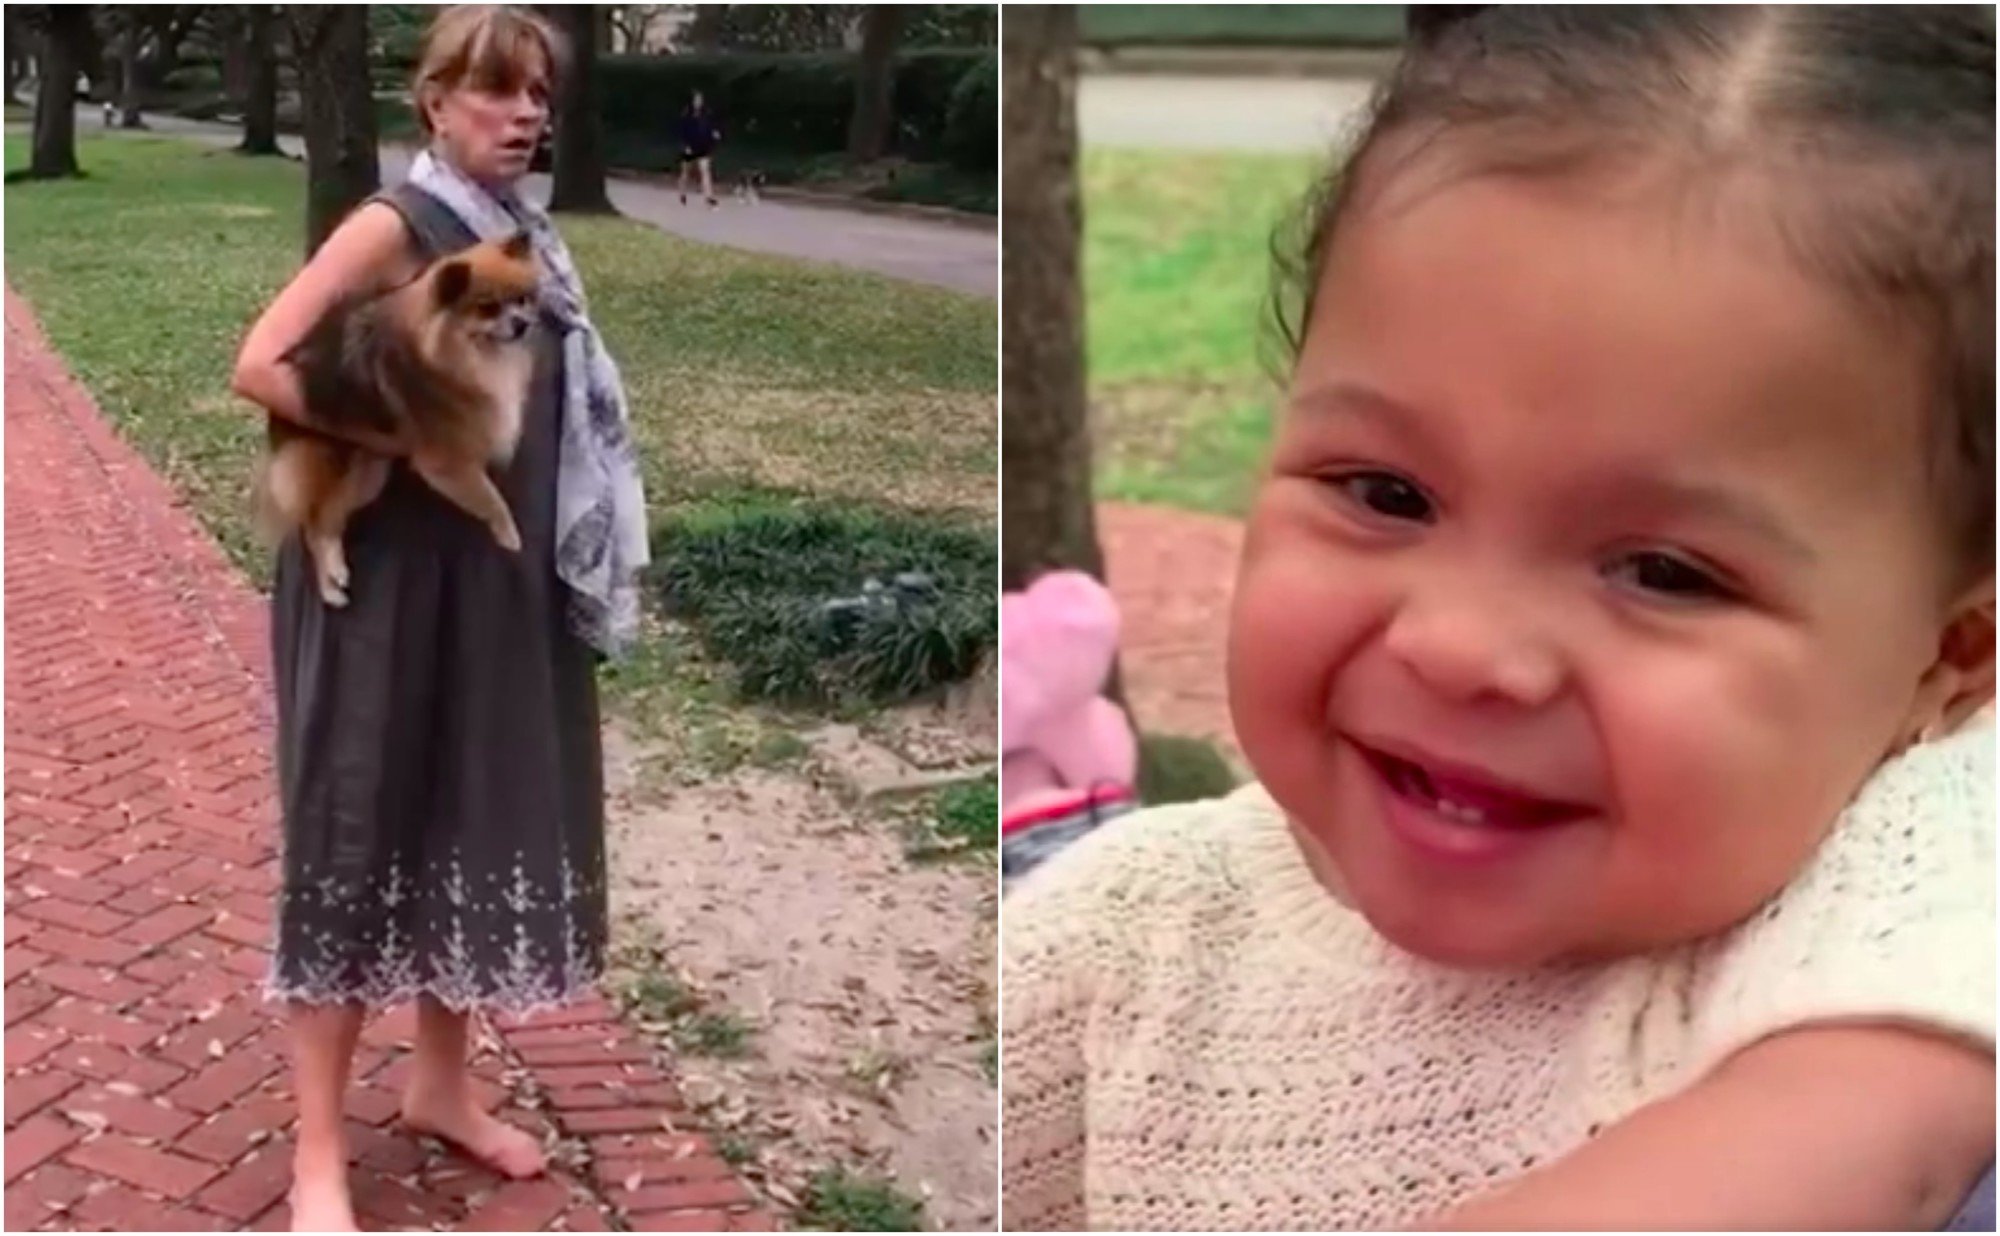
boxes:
[1426,1023,1994,1231]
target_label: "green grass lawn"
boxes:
[1080,4,1407,48]
[3,134,995,585]
[1082,148,1319,517]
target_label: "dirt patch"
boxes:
[602,715,996,1231]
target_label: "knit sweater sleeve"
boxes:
[1002,803,1188,1231]
[1685,724,1996,1078]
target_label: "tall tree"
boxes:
[25,6,89,179]
[73,9,106,101]
[114,9,146,127]
[133,6,206,92]
[846,4,906,162]
[288,6,379,256]
[904,5,996,48]
[546,5,612,212]
[215,6,248,102]
[238,4,280,155]
[999,6,1103,591]
[6,9,30,102]
[684,5,855,53]
[606,5,672,53]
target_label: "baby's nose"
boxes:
[1382,589,1566,709]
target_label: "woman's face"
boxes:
[426,55,550,186]
[1228,169,1975,969]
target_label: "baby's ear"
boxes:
[1904,579,1996,742]
[433,258,472,308]
[501,231,532,260]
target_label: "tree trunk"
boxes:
[289,6,379,257]
[28,8,86,179]
[846,5,905,162]
[220,8,249,103]
[1000,6,1102,593]
[547,5,613,213]
[116,19,145,127]
[239,5,280,155]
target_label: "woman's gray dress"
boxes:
[266,184,607,1015]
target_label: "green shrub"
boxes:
[161,64,223,94]
[890,50,980,160]
[1138,734,1238,806]
[934,776,999,850]
[798,1168,924,1232]
[942,54,996,173]
[863,162,996,214]
[654,500,996,708]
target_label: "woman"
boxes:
[677,90,721,207]
[230,7,648,1230]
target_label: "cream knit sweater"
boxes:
[1001,726,1995,1232]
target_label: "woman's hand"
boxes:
[231,202,418,455]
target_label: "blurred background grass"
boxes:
[1082,148,1318,517]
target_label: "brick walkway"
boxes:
[3,289,769,1233]
[1098,502,1243,752]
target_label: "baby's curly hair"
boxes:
[1272,6,1995,586]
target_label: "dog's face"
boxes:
[428,233,539,348]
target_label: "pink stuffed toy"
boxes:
[1000,570,1138,881]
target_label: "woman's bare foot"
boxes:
[289,1139,360,1232]
[399,1084,546,1179]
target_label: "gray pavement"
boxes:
[63,106,996,298]
[1078,70,1382,153]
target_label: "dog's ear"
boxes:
[433,258,472,308]
[500,231,532,260]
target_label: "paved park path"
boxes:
[70,107,996,299]
[3,289,771,1232]
[1097,503,1242,753]
[1079,68,1378,153]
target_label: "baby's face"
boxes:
[1229,170,1960,967]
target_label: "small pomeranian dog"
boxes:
[260,233,539,608]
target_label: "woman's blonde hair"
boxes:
[412,5,566,134]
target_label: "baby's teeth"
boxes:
[1436,797,1487,825]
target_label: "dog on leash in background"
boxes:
[734,170,767,205]
[258,233,539,608]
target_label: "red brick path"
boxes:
[1098,502,1243,752]
[3,289,770,1233]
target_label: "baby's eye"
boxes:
[1327,470,1435,524]
[1607,551,1736,603]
